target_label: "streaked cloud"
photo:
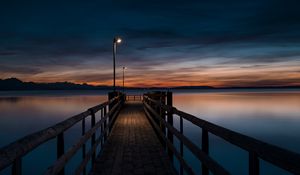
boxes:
[0,0,299,87]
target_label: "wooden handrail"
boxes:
[143,95,300,175]
[126,95,142,101]
[144,102,230,175]
[45,99,123,175]
[0,110,90,170]
[143,106,195,175]
[175,110,300,174]
[0,95,124,175]
[75,101,122,175]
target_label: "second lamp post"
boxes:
[123,66,127,92]
[113,37,122,92]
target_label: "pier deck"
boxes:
[91,101,176,175]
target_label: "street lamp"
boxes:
[113,37,122,92]
[123,66,127,93]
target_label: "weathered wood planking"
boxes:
[91,102,177,175]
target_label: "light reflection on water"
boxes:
[0,95,107,147]
[173,91,300,175]
[0,92,108,175]
[0,90,299,175]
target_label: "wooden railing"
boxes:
[0,94,125,175]
[126,95,142,101]
[143,93,300,175]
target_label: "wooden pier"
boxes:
[0,91,300,175]
[91,101,175,175]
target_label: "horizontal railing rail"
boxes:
[143,95,229,175]
[126,95,142,101]
[45,97,123,175]
[0,94,125,175]
[143,94,300,175]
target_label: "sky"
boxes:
[0,0,299,87]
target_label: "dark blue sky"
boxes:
[0,0,299,87]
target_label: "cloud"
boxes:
[0,65,42,74]
[0,0,300,87]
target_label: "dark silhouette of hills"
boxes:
[0,78,110,91]
[0,78,299,91]
[172,86,213,89]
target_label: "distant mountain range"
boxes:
[0,78,111,91]
[0,78,299,91]
[0,78,215,91]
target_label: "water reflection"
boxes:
[174,92,300,119]
[0,90,299,175]
[0,97,22,103]
[0,93,107,175]
[173,90,300,175]
[0,94,107,147]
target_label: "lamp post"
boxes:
[113,37,122,92]
[122,66,127,93]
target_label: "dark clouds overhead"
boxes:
[0,0,299,87]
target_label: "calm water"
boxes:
[172,90,300,175]
[0,90,299,175]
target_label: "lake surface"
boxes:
[172,90,300,175]
[0,90,299,175]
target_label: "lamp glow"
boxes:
[116,38,122,43]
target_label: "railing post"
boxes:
[12,158,22,175]
[82,118,86,175]
[249,151,259,175]
[90,109,96,165]
[160,92,166,150]
[202,129,209,175]
[103,106,107,141]
[100,108,104,147]
[179,116,184,175]
[167,91,173,162]
[108,92,117,133]
[57,132,65,175]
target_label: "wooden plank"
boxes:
[92,102,176,175]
